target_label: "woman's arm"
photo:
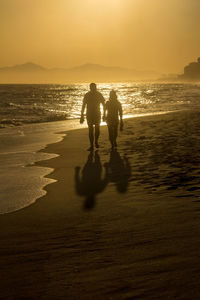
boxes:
[119,102,123,121]
[118,102,123,130]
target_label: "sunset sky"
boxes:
[1,0,200,73]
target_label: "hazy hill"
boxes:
[69,63,158,78]
[0,62,159,83]
[0,62,45,72]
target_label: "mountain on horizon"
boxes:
[0,62,45,72]
[70,63,132,72]
[0,62,160,83]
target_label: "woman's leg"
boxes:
[108,124,114,147]
[113,123,118,147]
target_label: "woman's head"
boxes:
[109,90,117,101]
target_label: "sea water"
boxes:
[0,83,200,213]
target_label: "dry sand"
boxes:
[1,110,200,299]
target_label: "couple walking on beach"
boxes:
[80,83,123,150]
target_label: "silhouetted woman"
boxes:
[105,90,123,148]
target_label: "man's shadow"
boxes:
[75,151,109,210]
[106,150,131,193]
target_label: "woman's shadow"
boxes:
[75,151,109,210]
[106,149,131,193]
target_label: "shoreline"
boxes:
[1,109,200,298]
[0,109,178,131]
[0,109,179,215]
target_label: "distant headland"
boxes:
[159,57,200,82]
[179,57,200,80]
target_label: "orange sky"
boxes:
[1,0,200,73]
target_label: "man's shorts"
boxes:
[87,115,101,126]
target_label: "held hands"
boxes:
[102,114,106,122]
[80,115,84,124]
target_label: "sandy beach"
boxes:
[1,110,200,299]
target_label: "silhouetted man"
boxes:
[80,83,105,151]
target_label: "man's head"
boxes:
[89,83,97,92]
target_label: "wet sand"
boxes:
[1,110,200,299]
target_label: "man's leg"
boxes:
[95,125,100,148]
[88,125,94,150]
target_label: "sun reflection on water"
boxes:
[1,83,199,127]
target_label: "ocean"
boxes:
[1,83,200,127]
[0,83,200,214]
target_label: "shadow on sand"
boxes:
[106,149,131,194]
[75,150,131,210]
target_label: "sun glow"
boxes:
[84,0,122,5]
[1,0,199,73]
[73,0,123,15]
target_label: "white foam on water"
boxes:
[0,119,87,214]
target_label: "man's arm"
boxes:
[80,96,87,123]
